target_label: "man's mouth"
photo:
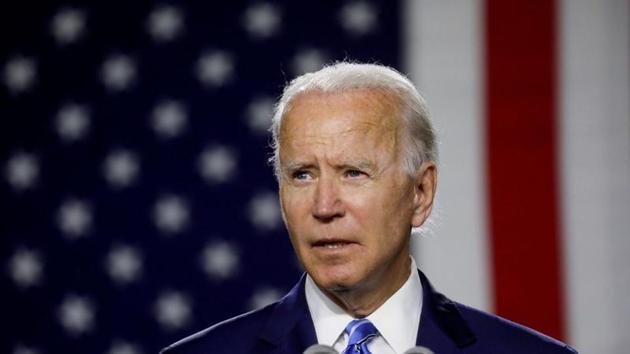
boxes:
[312,239,356,249]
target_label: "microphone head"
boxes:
[303,344,339,354]
[403,346,436,354]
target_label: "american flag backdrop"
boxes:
[2,1,629,354]
[0,1,400,354]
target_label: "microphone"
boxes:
[303,344,339,354]
[403,346,436,354]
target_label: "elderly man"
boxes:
[161,63,577,354]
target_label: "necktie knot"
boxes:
[342,319,378,354]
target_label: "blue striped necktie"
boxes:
[341,319,379,354]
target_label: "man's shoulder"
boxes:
[454,302,577,353]
[159,303,276,354]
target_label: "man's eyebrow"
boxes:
[338,160,376,171]
[282,160,376,172]
[282,161,313,172]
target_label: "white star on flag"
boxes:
[246,96,275,134]
[101,54,136,92]
[154,291,192,330]
[291,48,327,75]
[57,199,92,238]
[8,248,43,288]
[12,344,40,354]
[153,195,190,235]
[103,149,140,188]
[58,295,95,336]
[243,3,281,39]
[5,152,39,191]
[151,99,187,139]
[106,245,143,285]
[3,56,36,94]
[147,5,184,42]
[248,287,282,310]
[339,1,377,36]
[50,8,86,44]
[55,103,90,142]
[247,191,282,232]
[107,340,141,354]
[198,145,237,184]
[196,51,234,87]
[201,240,240,280]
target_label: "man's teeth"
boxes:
[323,242,347,248]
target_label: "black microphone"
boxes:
[403,346,436,354]
[303,344,339,354]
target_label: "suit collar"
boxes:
[416,270,477,350]
[258,273,317,352]
[258,270,477,353]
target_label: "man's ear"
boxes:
[411,162,437,228]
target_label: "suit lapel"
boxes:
[255,270,477,353]
[257,274,317,354]
[416,270,477,353]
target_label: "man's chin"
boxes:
[312,274,359,294]
[306,260,366,291]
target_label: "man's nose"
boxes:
[312,177,344,222]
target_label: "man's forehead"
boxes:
[278,88,404,171]
[280,88,403,135]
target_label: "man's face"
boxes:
[278,89,431,301]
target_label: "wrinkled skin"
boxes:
[278,88,437,316]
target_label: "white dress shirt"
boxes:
[305,257,423,354]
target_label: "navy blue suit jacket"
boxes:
[161,271,577,354]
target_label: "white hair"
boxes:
[269,62,437,178]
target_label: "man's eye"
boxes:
[345,169,365,178]
[293,171,310,180]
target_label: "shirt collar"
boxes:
[305,273,353,346]
[305,257,423,353]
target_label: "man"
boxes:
[161,63,577,354]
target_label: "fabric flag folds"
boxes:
[406,1,630,353]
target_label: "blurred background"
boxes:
[1,1,628,354]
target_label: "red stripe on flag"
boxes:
[485,0,566,339]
